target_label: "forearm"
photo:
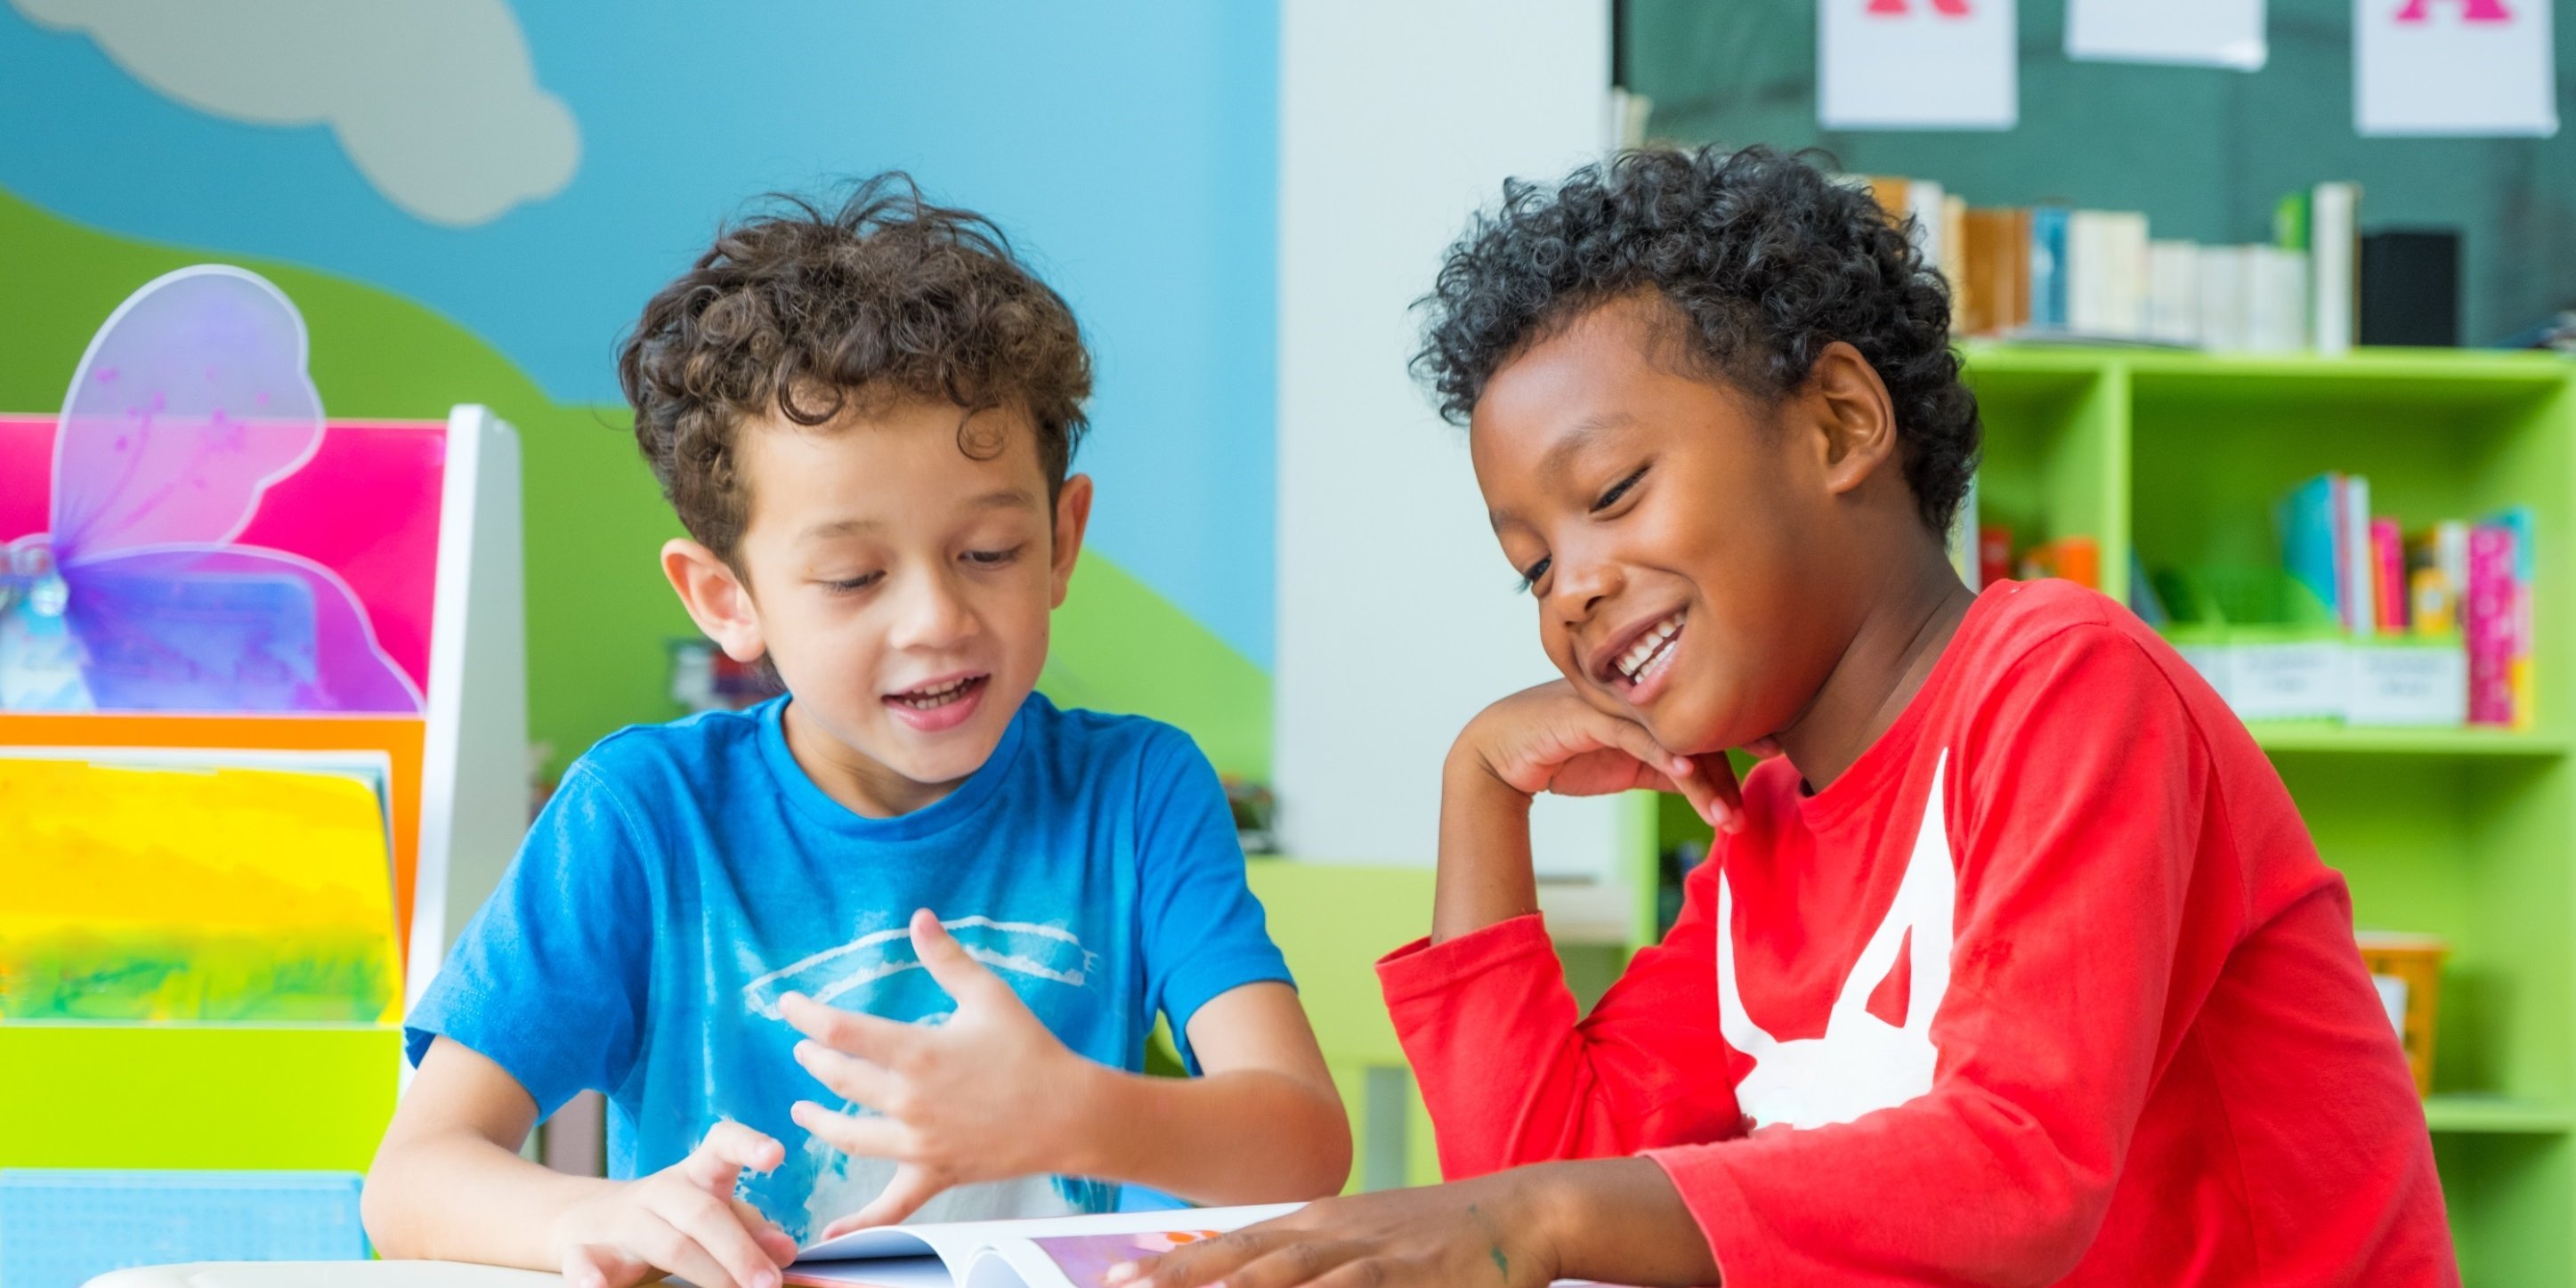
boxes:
[1435,749,1542,943]
[1522,1157,1722,1286]
[1068,1062,1352,1203]
[363,1127,618,1268]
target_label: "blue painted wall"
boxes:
[0,3,1279,669]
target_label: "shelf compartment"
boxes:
[2247,724,2571,757]
[2424,1094,2574,1135]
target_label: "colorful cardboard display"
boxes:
[0,757,401,1025]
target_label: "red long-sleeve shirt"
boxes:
[1379,580,2455,1286]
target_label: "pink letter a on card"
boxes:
[2357,0,2556,135]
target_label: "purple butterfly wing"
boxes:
[51,267,323,562]
[64,547,423,714]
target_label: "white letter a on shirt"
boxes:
[1715,752,1957,1131]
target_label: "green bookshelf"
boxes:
[1632,345,2576,1284]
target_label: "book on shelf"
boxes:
[2029,204,2071,332]
[1959,207,2031,336]
[2360,230,2462,347]
[2308,182,2361,357]
[1865,174,2390,353]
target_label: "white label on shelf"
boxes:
[1819,0,2017,130]
[2373,973,2410,1038]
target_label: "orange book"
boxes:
[1961,208,2031,336]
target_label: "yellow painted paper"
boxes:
[0,758,400,1023]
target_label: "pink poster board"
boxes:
[0,413,447,710]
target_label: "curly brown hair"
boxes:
[617,174,1093,562]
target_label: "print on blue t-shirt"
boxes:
[405,693,1292,1242]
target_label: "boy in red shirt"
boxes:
[1116,147,2455,1285]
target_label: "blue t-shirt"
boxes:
[406,692,1292,1241]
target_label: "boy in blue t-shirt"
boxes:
[360,177,1350,1288]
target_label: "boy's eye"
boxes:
[1516,555,1551,595]
[821,571,884,594]
[963,545,1025,567]
[1591,464,1649,514]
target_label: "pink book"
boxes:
[2467,523,2517,725]
[2371,518,2407,633]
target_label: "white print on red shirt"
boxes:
[1715,752,1957,1130]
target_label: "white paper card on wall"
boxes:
[2067,0,2266,69]
[2355,0,2557,137]
[1819,0,2018,131]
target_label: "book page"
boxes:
[784,1258,956,1288]
[795,1203,1303,1265]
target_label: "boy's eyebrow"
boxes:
[1489,412,1633,531]
[1537,412,1632,478]
[797,489,1040,539]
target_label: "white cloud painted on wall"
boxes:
[12,0,580,227]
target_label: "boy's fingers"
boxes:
[660,1189,786,1288]
[792,1040,903,1113]
[1114,1227,1284,1288]
[907,909,1014,1009]
[791,1099,912,1159]
[1588,712,1695,785]
[731,1199,802,1263]
[560,1243,646,1288]
[684,1121,785,1190]
[652,1227,757,1288]
[780,992,912,1065]
[822,1163,950,1237]
[1694,751,1746,832]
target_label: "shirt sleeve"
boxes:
[403,762,656,1119]
[1375,855,1746,1180]
[1646,625,2215,1288]
[1131,727,1293,1066]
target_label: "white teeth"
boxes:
[896,676,979,708]
[1614,613,1685,684]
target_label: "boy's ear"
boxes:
[1802,340,1901,498]
[1048,474,1095,609]
[661,538,768,664]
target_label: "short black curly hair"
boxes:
[1414,145,1980,533]
[618,173,1091,563]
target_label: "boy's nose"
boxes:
[887,571,978,650]
[1548,555,1624,628]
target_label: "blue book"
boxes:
[2029,206,2071,330]
[2279,473,2342,622]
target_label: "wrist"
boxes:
[1048,1052,1125,1179]
[1510,1162,1584,1282]
[1443,740,1532,810]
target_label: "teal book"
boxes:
[2029,205,2070,330]
[2280,473,2342,622]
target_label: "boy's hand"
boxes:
[1460,679,1746,831]
[1102,1176,1561,1288]
[782,909,1090,1237]
[548,1122,798,1288]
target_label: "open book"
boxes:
[782,1203,1303,1288]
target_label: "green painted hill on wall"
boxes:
[0,187,1269,783]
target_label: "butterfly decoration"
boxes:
[0,266,424,714]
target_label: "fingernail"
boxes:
[781,992,806,1009]
[1103,1264,1137,1285]
[793,1040,816,1063]
[754,1272,779,1288]
[791,1100,817,1124]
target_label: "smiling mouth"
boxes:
[1611,611,1685,688]
[888,674,986,709]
